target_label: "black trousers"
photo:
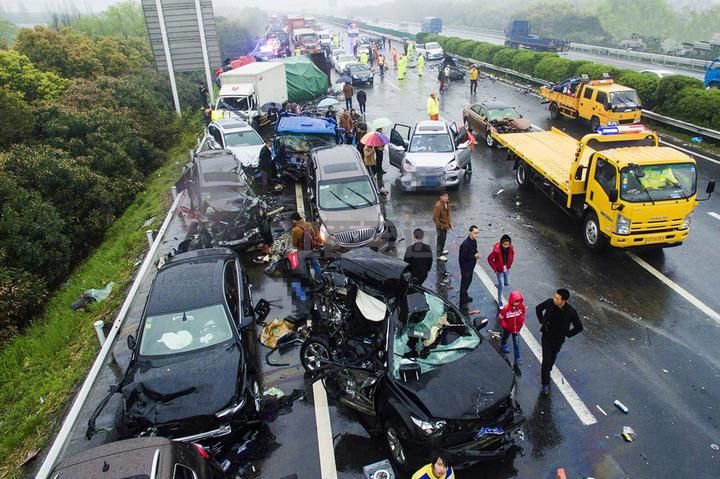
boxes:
[541,335,564,386]
[459,269,473,301]
[470,79,478,93]
[436,228,447,254]
[359,101,366,114]
[345,98,352,110]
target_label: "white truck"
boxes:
[215,62,288,124]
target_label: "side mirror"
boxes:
[473,317,489,331]
[608,188,619,203]
[127,335,136,351]
[574,164,585,180]
[707,180,716,195]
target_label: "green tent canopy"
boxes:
[277,56,329,103]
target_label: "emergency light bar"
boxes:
[595,124,647,135]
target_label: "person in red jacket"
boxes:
[499,290,525,374]
[487,234,514,306]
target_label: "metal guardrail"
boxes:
[568,42,710,71]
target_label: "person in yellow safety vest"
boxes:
[411,454,455,479]
[427,92,440,120]
[397,54,408,80]
[469,65,479,94]
[211,108,225,121]
[360,51,369,66]
[639,165,681,190]
[417,54,425,77]
[294,47,301,56]
[407,41,415,59]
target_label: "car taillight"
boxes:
[193,442,210,459]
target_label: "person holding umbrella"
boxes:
[360,131,390,188]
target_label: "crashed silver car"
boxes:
[309,145,388,250]
[388,121,472,191]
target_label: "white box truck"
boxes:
[215,62,288,123]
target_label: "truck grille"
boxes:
[334,228,376,246]
[630,218,683,233]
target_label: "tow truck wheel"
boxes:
[486,130,495,148]
[515,161,532,191]
[583,211,607,251]
[549,102,560,120]
[590,116,600,133]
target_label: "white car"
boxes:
[197,119,264,168]
[331,47,346,59]
[415,42,445,60]
[388,120,472,191]
[639,69,678,78]
[317,31,332,48]
[335,54,358,73]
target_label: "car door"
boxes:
[449,122,471,168]
[595,91,611,125]
[388,123,411,168]
[579,87,596,121]
[478,105,491,137]
[209,125,224,148]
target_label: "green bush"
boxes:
[444,36,466,54]
[655,75,705,114]
[615,71,660,109]
[471,43,505,63]
[565,60,594,77]
[492,48,521,69]
[573,63,621,81]
[533,56,574,83]
[0,266,47,342]
[510,51,546,75]
[668,88,720,129]
[456,40,477,58]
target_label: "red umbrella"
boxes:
[360,131,390,147]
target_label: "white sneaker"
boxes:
[442,250,449,255]
[438,255,448,261]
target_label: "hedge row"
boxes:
[418,33,720,132]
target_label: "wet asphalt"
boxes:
[41,34,720,479]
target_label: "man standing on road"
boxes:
[257,137,273,193]
[536,289,584,395]
[417,53,425,78]
[357,89,367,115]
[397,54,408,80]
[392,47,398,68]
[469,65,479,95]
[458,225,480,306]
[343,81,354,111]
[404,228,433,285]
[427,93,440,121]
[432,192,452,261]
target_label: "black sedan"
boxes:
[343,63,374,86]
[116,248,264,443]
[301,249,525,471]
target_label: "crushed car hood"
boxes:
[228,145,262,167]
[398,341,513,420]
[122,344,243,426]
[492,118,532,132]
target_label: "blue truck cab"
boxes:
[505,20,568,52]
[421,17,442,34]
[273,114,344,176]
[705,58,720,89]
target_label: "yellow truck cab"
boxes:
[540,76,642,131]
[495,124,715,250]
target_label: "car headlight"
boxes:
[614,213,631,235]
[681,212,692,229]
[215,396,246,418]
[411,416,446,437]
[402,158,416,172]
[319,223,332,242]
[445,159,459,171]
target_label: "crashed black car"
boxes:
[300,249,524,471]
[105,249,264,443]
[183,149,272,251]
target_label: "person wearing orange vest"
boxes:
[391,47,398,68]
[377,53,385,77]
[427,93,439,120]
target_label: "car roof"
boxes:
[480,101,513,110]
[50,437,175,478]
[147,248,233,315]
[210,118,254,132]
[312,145,366,181]
[194,150,242,185]
[414,120,448,134]
[276,115,337,135]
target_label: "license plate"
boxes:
[646,235,664,243]
[474,426,504,440]
[420,177,441,187]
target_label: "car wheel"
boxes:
[583,211,607,251]
[515,161,533,191]
[385,420,409,470]
[590,116,600,133]
[549,102,560,120]
[383,219,398,243]
[486,129,495,148]
[300,335,331,372]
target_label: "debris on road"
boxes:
[596,404,608,416]
[363,459,395,479]
[711,443,719,451]
[622,426,636,442]
[614,400,629,414]
[70,282,115,310]
[264,386,285,398]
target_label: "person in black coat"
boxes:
[257,137,273,193]
[357,89,367,115]
[404,229,433,285]
[458,225,480,305]
[536,288,584,395]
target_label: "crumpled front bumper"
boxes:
[400,169,463,190]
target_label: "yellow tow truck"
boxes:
[495,124,715,250]
[540,77,642,131]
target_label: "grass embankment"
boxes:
[0,128,197,479]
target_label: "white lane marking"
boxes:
[382,78,401,91]
[474,265,598,426]
[628,252,720,325]
[313,381,338,479]
[708,211,720,221]
[659,139,720,166]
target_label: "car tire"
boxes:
[515,161,533,191]
[583,210,608,252]
[300,335,331,372]
[385,420,411,471]
[549,102,560,120]
[486,129,495,148]
[590,116,600,133]
[383,219,398,243]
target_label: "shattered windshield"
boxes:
[279,133,336,153]
[140,305,233,356]
[620,162,696,202]
[488,107,522,122]
[391,291,480,379]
